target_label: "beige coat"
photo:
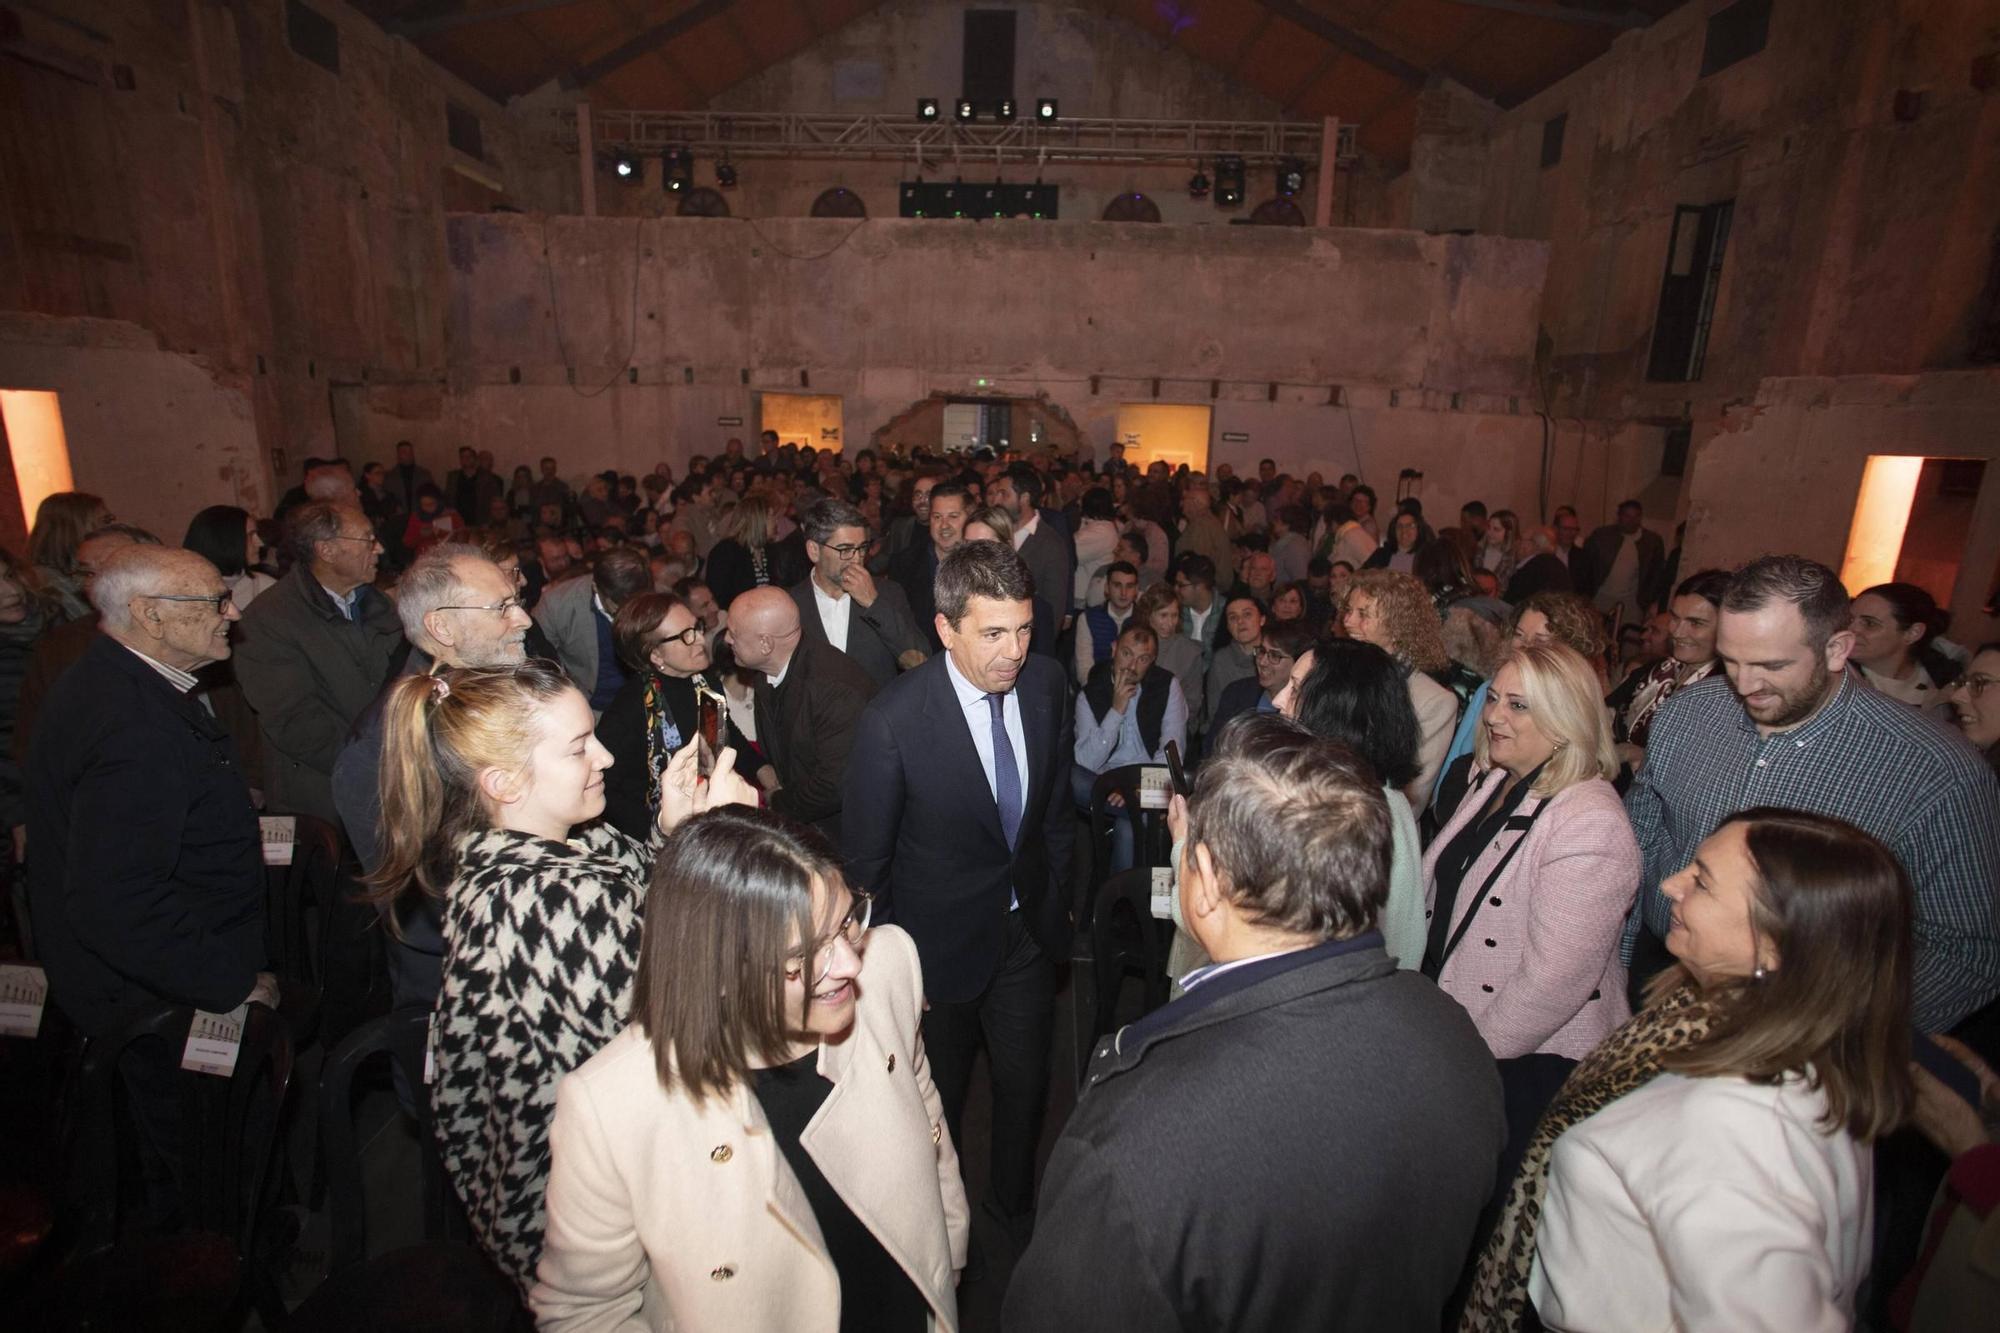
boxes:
[531,925,969,1333]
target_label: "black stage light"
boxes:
[917,98,940,122]
[1188,166,1210,199]
[716,159,737,189]
[1277,157,1306,197]
[995,98,1017,122]
[611,151,641,181]
[1215,155,1245,207]
[662,147,692,192]
[955,98,976,123]
[1035,98,1058,123]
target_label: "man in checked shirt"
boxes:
[1623,554,2000,1044]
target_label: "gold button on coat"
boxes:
[710,1265,735,1281]
[710,1144,732,1163]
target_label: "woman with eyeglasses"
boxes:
[1946,642,2000,776]
[534,806,969,1333]
[595,590,763,838]
[370,660,757,1294]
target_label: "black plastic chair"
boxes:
[284,1008,525,1332]
[265,812,344,995]
[34,1000,295,1331]
[1078,868,1172,1082]
[1081,765,1174,926]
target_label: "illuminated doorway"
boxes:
[1840,455,1987,605]
[1115,404,1211,473]
[759,393,844,453]
[0,389,75,554]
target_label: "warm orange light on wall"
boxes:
[0,390,75,523]
[1839,454,1923,595]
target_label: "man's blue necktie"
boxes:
[987,691,1023,849]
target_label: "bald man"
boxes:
[28,546,278,1222]
[727,586,877,842]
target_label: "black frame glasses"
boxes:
[142,591,234,615]
[652,624,705,648]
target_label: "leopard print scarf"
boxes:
[1459,984,1715,1332]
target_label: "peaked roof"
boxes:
[357,0,1683,160]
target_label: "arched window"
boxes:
[1101,192,1162,223]
[678,187,731,218]
[1249,197,1306,226]
[810,187,867,218]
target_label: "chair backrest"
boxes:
[67,1003,293,1258]
[1083,764,1174,912]
[1085,867,1171,1051]
[318,1007,459,1273]
[264,812,344,988]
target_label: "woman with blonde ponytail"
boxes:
[369,659,755,1294]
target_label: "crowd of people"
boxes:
[6,428,2000,1331]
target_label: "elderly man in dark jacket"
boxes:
[234,502,405,824]
[28,546,277,1225]
[1005,716,1504,1332]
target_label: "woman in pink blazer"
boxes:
[532,807,969,1333]
[1420,643,1640,1173]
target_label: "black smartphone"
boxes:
[1164,740,1190,798]
[1911,1030,1982,1108]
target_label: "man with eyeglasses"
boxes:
[787,498,927,688]
[28,545,281,1225]
[235,503,403,828]
[332,545,535,1012]
[728,586,876,843]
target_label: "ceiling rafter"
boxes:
[1439,0,1650,31]
[1223,12,1279,83]
[559,0,735,90]
[388,0,591,39]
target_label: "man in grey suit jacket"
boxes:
[790,498,927,687]
[1007,716,1504,1331]
[533,546,652,713]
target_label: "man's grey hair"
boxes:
[801,498,868,547]
[395,546,484,655]
[1525,525,1557,555]
[288,502,357,563]
[91,546,216,632]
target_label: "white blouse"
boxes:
[1530,1070,1870,1332]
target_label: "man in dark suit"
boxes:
[843,540,1075,1242]
[989,466,1074,648]
[28,546,278,1224]
[1504,524,1576,603]
[790,497,928,686]
[728,586,876,844]
[889,481,970,654]
[1006,717,1504,1330]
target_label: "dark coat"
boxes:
[234,564,406,823]
[787,575,928,689]
[1207,672,1267,741]
[593,667,760,839]
[26,636,267,1036]
[754,637,878,843]
[1504,551,1575,603]
[888,540,943,653]
[1004,936,1505,1331]
[1016,518,1075,631]
[841,652,1075,1004]
[1577,524,1666,609]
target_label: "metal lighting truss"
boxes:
[560,109,1359,172]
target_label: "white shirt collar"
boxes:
[121,642,199,694]
[811,576,846,606]
[1011,511,1040,549]
[943,650,996,706]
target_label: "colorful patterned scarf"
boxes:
[1458,984,1716,1332]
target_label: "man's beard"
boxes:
[1743,659,1832,729]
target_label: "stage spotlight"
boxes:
[955,98,976,123]
[662,147,693,193]
[1035,98,1058,122]
[917,98,940,122]
[1188,166,1210,199]
[716,159,737,189]
[995,98,1017,122]
[611,151,641,181]
[1277,157,1306,197]
[1215,155,1245,207]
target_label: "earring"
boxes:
[1752,964,1769,982]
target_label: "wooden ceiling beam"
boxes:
[560,0,734,90]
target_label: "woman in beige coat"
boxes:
[532,806,969,1333]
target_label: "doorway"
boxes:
[0,389,74,554]
[1840,454,1987,605]
[759,393,844,453]
[1115,404,1211,473]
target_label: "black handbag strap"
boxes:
[1422,801,1547,980]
